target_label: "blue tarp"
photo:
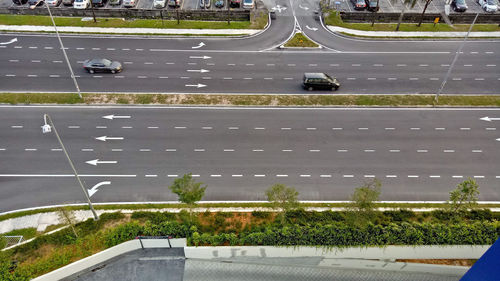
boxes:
[461,238,500,281]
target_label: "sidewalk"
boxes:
[0,24,261,35]
[327,25,500,38]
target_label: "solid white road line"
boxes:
[0,174,136,177]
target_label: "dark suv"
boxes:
[351,0,366,10]
[365,0,379,11]
[303,73,340,91]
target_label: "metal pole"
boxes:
[45,3,82,99]
[435,13,478,103]
[45,114,99,220]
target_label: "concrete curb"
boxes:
[326,25,500,38]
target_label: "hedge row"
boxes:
[104,221,500,247]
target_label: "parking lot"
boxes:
[333,0,488,14]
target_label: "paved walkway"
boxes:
[327,25,500,38]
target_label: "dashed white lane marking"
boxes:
[252,149,264,152]
[148,126,159,129]
[287,64,296,66]
[472,150,482,153]
[124,62,133,64]
[386,175,397,178]
[106,48,116,51]
[14,46,22,49]
[210,174,221,177]
[76,47,85,50]
[283,78,293,80]
[122,48,130,51]
[206,63,215,66]
[192,175,200,177]
[281,127,291,130]
[373,64,383,67]
[180,77,189,79]
[187,62,196,65]
[81,148,93,152]
[9,59,19,62]
[417,150,428,153]
[452,78,462,81]
[320,175,332,178]
[167,175,178,177]
[474,176,485,179]
[409,78,419,81]
[174,126,186,129]
[194,149,205,152]
[0,148,5,151]
[96,126,107,129]
[452,175,463,178]
[68,126,80,129]
[435,128,446,130]
[245,63,255,66]
[11,125,23,128]
[330,64,339,66]
[165,62,175,65]
[343,175,354,178]
[475,78,485,81]
[232,174,243,177]
[92,48,100,50]
[282,149,293,152]
[496,176,500,179]
[202,126,213,130]
[137,76,147,79]
[364,175,375,178]
[358,128,368,130]
[408,175,419,178]
[430,78,439,81]
[389,150,400,153]
[429,175,441,178]
[276,174,288,177]
[485,51,494,54]
[244,77,253,80]
[441,64,450,67]
[25,148,37,151]
[332,128,343,130]
[44,47,53,49]
[337,149,348,152]
[165,149,177,152]
[309,149,320,152]
[254,127,265,130]
[122,126,133,129]
[159,76,168,79]
[347,78,356,80]
[223,149,235,152]
[227,63,235,66]
[53,60,62,63]
[49,74,59,78]
[202,77,212,80]
[471,52,478,54]
[397,64,407,67]
[385,128,395,130]
[364,149,375,152]
[410,128,421,130]
[352,64,361,67]
[464,64,472,67]
[31,60,41,63]
[264,77,273,80]
[112,149,123,152]
[300,175,311,177]
[6,74,16,77]
[309,64,318,66]
[135,48,144,51]
[140,149,151,152]
[443,150,455,153]
[92,76,102,78]
[460,128,470,130]
[367,78,376,80]
[228,127,239,130]
[223,77,232,80]
[114,76,124,79]
[145,175,158,178]
[486,128,496,130]
[28,75,38,77]
[254,174,266,177]
[388,78,397,80]
[306,127,317,130]
[267,64,275,66]
[486,64,496,67]
[419,64,429,67]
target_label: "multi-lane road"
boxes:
[1,0,499,94]
[0,107,499,212]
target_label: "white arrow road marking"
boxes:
[185,84,207,88]
[497,138,500,141]
[189,56,211,59]
[299,4,309,10]
[95,136,124,142]
[102,115,131,120]
[87,181,111,197]
[271,5,287,12]
[480,116,500,122]
[86,159,118,166]
[187,69,210,73]
[305,25,318,31]
[191,42,205,49]
[0,38,17,45]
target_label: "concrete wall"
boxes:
[0,7,250,21]
[340,12,500,24]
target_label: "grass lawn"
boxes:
[324,11,500,32]
[284,32,319,47]
[0,14,254,29]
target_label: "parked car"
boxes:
[73,0,90,9]
[168,0,180,7]
[303,73,340,91]
[83,58,123,74]
[365,0,379,11]
[478,0,497,12]
[12,0,28,5]
[123,0,137,7]
[92,0,107,7]
[199,0,204,8]
[27,0,43,6]
[242,0,253,8]
[154,0,165,7]
[451,0,467,11]
[214,0,223,7]
[109,0,121,5]
[229,0,239,7]
[46,0,62,6]
[351,0,366,10]
[204,0,210,8]
[62,0,74,6]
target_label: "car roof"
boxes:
[304,73,328,79]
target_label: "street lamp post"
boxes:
[31,1,82,99]
[42,114,99,221]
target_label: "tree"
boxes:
[391,0,418,31]
[169,173,207,207]
[265,184,299,222]
[447,178,480,213]
[57,207,78,238]
[348,178,381,226]
[417,0,434,27]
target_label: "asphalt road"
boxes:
[0,0,499,94]
[0,106,498,212]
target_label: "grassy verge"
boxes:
[284,32,319,47]
[0,14,253,29]
[2,93,500,107]
[324,11,500,32]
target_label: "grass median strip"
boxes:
[283,32,319,48]
[1,93,500,107]
[0,14,253,29]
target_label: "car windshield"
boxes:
[486,0,496,4]
[75,0,83,2]
[244,0,251,3]
[456,0,465,4]
[356,0,364,3]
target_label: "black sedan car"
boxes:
[451,0,467,12]
[91,0,107,6]
[83,59,122,74]
[27,0,43,6]
[12,0,28,5]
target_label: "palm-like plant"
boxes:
[392,0,418,31]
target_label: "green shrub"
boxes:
[104,222,143,247]
[251,211,271,219]
[383,210,415,222]
[131,211,176,224]
[467,209,494,221]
